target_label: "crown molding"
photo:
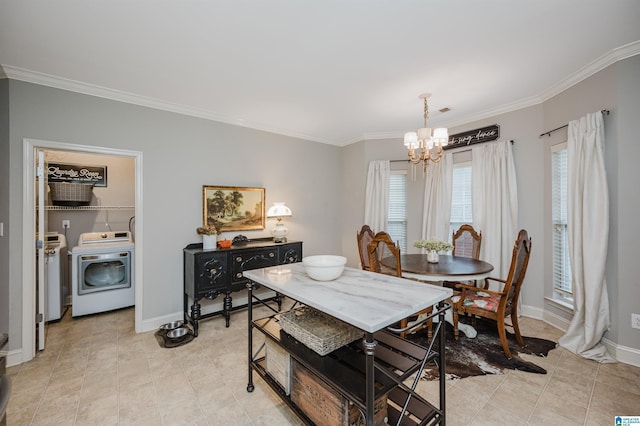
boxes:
[539,40,640,102]
[3,40,640,146]
[360,95,542,142]
[0,64,340,146]
[363,41,640,141]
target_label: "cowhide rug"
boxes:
[406,317,557,380]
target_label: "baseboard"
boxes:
[520,304,544,320]
[522,304,640,367]
[141,288,277,333]
[603,338,640,367]
[5,349,24,368]
[142,311,183,333]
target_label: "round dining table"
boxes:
[397,254,494,338]
[399,254,494,282]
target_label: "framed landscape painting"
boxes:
[202,185,265,232]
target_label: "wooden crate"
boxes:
[291,359,387,426]
[265,338,291,395]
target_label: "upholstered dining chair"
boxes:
[455,229,532,358]
[356,225,375,271]
[367,231,432,338]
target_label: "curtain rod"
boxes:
[539,109,610,138]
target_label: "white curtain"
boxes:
[364,160,390,232]
[472,140,518,279]
[558,111,615,362]
[421,153,453,241]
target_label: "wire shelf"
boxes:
[45,205,134,211]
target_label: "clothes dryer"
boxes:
[69,231,135,317]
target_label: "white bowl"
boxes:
[302,255,347,281]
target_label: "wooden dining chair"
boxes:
[367,231,432,338]
[452,224,482,260]
[455,229,532,358]
[446,224,482,339]
[446,224,483,288]
[356,225,375,271]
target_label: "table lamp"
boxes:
[266,202,292,243]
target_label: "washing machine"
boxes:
[44,233,69,322]
[70,231,135,317]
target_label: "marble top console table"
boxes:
[245,264,452,426]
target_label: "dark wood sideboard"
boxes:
[183,238,302,336]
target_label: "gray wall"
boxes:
[0,79,9,338]
[541,56,640,349]
[341,56,640,353]
[3,54,640,359]
[615,55,640,347]
[5,80,342,353]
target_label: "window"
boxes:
[450,162,473,239]
[551,144,573,303]
[387,171,407,252]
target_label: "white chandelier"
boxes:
[403,93,449,172]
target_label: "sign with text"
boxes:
[445,124,500,150]
[47,162,108,187]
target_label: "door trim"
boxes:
[22,138,143,363]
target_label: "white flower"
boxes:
[413,238,453,253]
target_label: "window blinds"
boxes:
[552,147,572,297]
[388,172,407,252]
[450,164,472,239]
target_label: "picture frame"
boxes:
[202,185,266,232]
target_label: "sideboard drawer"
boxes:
[232,248,279,284]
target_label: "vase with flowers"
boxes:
[413,238,453,263]
[197,225,218,250]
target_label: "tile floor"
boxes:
[5,305,640,425]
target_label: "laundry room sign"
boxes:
[47,162,108,187]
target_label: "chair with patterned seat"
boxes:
[455,229,532,358]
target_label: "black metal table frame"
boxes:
[245,281,449,426]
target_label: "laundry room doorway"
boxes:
[22,138,143,363]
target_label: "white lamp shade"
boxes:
[433,128,449,145]
[403,132,418,149]
[267,202,292,218]
[417,127,432,142]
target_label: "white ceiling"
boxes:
[1,1,639,146]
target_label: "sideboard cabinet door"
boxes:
[185,250,229,299]
[278,242,303,264]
